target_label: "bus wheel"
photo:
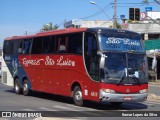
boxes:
[73,86,83,106]
[22,79,30,96]
[14,78,21,94]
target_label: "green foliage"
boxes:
[42,22,59,31]
[116,22,121,29]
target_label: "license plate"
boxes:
[124,96,132,101]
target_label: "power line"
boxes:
[111,2,155,5]
[80,4,111,20]
[154,0,160,5]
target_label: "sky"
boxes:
[0,0,160,48]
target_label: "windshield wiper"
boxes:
[116,71,125,85]
[130,76,141,85]
[116,77,124,85]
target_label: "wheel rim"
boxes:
[75,90,82,101]
[15,83,19,92]
[23,83,28,92]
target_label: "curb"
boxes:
[149,82,160,86]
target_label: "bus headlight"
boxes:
[102,89,115,93]
[139,89,148,93]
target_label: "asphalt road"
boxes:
[0,83,160,120]
[149,84,160,96]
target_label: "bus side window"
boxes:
[42,36,57,54]
[23,39,32,54]
[58,35,68,53]
[17,40,23,54]
[3,41,13,55]
[42,37,50,54]
[68,33,82,54]
[31,37,43,54]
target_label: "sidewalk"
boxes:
[148,80,160,102]
[149,79,160,85]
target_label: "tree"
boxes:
[42,22,59,31]
[143,0,149,4]
[116,22,121,29]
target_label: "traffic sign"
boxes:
[140,12,146,20]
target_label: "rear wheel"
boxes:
[14,78,21,94]
[73,86,84,106]
[22,79,30,96]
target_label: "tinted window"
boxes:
[13,40,23,55]
[23,39,32,54]
[99,33,144,52]
[68,33,82,54]
[84,32,99,81]
[31,37,43,54]
[58,35,67,53]
[3,41,14,55]
[42,36,57,54]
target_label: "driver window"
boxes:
[84,32,99,81]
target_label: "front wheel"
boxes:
[22,79,30,96]
[73,86,84,106]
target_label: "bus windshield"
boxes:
[101,52,148,85]
[99,33,145,52]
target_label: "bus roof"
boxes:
[4,27,87,40]
[87,27,140,36]
[4,27,140,41]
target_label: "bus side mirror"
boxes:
[100,56,105,68]
[97,51,108,58]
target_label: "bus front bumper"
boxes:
[99,90,148,102]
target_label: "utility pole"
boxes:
[113,0,117,28]
[25,31,28,36]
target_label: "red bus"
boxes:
[3,28,148,106]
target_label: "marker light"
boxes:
[139,89,148,94]
[102,89,115,93]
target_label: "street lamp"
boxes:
[90,1,117,28]
[90,1,96,5]
[89,1,110,20]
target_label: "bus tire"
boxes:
[22,79,30,96]
[73,86,84,106]
[14,78,21,94]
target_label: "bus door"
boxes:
[84,32,100,101]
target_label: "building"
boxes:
[64,19,113,28]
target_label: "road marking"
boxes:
[64,104,98,111]
[149,84,160,87]
[143,102,154,106]
[53,106,75,111]
[146,101,160,105]
[39,107,57,111]
[23,109,36,111]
